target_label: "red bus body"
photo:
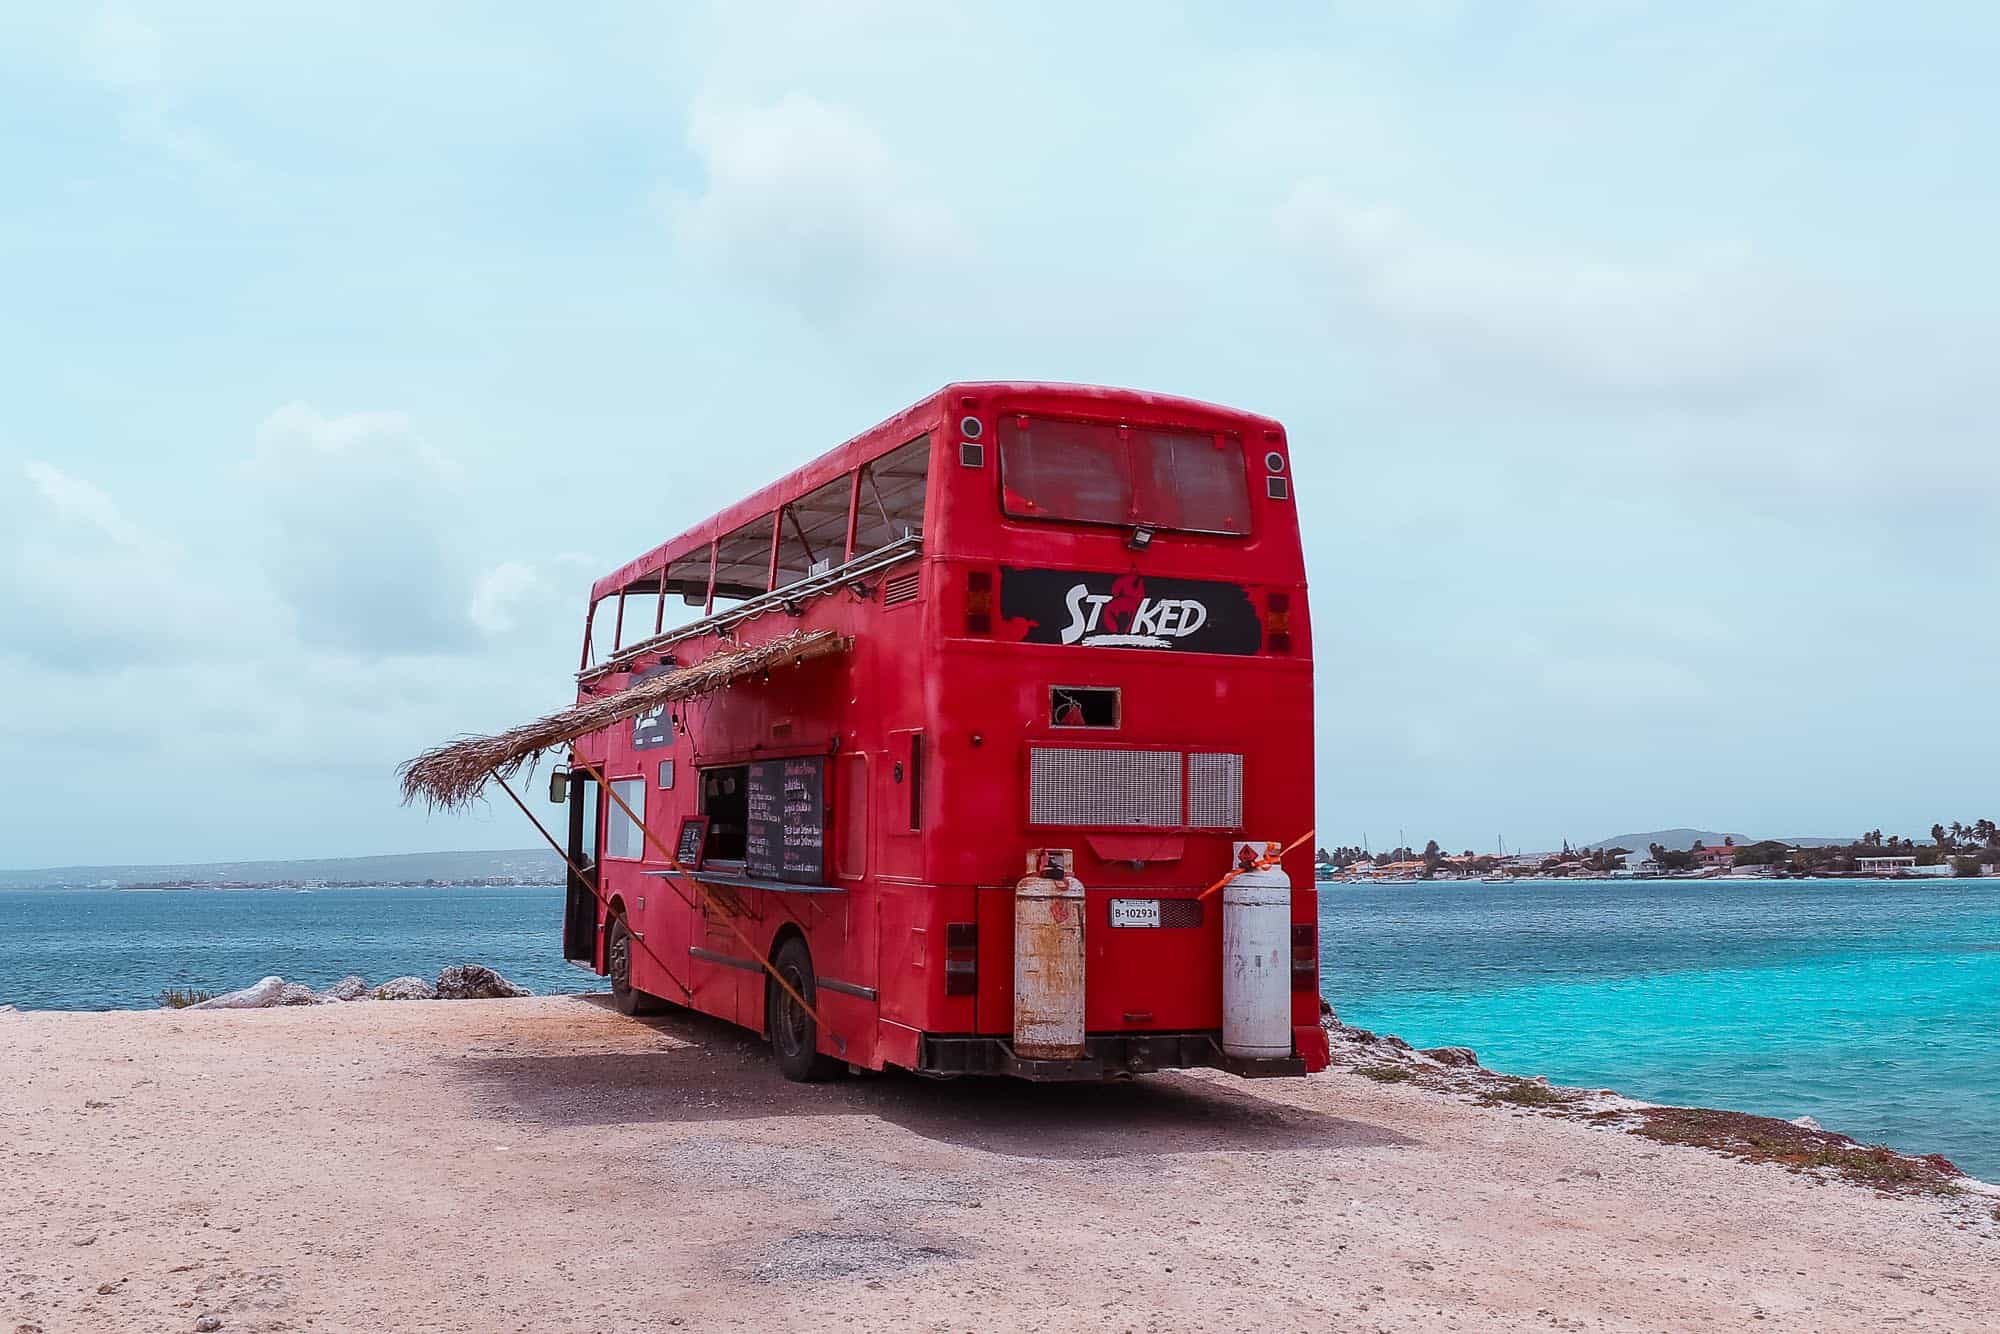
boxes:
[564,382,1326,1080]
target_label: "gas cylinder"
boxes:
[1222,863,1293,1059]
[1013,865,1086,1059]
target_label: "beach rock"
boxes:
[195,1315,223,1331]
[1423,1046,1481,1068]
[1790,1115,1823,1131]
[277,983,319,1006]
[371,976,437,1001]
[434,964,531,1000]
[320,975,368,1003]
[1318,998,1340,1029]
[188,977,286,1010]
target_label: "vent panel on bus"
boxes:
[1029,748,1182,827]
[1187,753,1244,828]
[882,570,921,606]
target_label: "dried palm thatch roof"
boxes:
[398,628,849,811]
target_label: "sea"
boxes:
[1,878,1996,1181]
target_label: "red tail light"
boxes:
[1266,591,1292,654]
[945,922,978,995]
[1290,922,1316,990]
[965,571,994,636]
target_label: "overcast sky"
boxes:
[2,2,1994,867]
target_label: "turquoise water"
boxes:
[2,878,1995,1180]
[1320,879,2000,1181]
[0,885,590,1012]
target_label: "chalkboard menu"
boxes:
[744,756,826,884]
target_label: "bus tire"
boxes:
[768,938,840,1082]
[607,915,662,1017]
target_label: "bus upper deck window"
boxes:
[1133,429,1250,536]
[997,415,1249,536]
[998,418,1130,526]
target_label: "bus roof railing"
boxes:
[580,532,921,682]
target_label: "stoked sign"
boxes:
[999,568,1262,654]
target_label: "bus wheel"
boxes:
[607,916,661,1017]
[768,938,840,1082]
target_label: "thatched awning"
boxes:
[398,628,850,811]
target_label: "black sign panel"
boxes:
[630,662,676,750]
[744,757,827,883]
[674,816,709,869]
[999,567,1262,655]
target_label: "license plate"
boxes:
[1109,898,1161,928]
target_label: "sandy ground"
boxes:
[2,997,1995,1333]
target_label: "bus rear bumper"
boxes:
[915,1031,1307,1081]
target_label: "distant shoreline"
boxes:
[0,879,565,893]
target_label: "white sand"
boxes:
[2,996,1994,1332]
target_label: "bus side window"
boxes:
[711,515,774,612]
[776,473,854,587]
[836,753,867,878]
[852,435,930,557]
[887,728,924,833]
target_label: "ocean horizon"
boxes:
[3,877,1995,1181]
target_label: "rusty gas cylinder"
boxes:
[1012,865,1086,1059]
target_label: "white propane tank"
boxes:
[1013,865,1086,1060]
[1222,862,1293,1060]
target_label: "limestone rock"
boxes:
[434,964,531,1000]
[320,976,368,1003]
[370,976,437,1001]
[1423,1046,1481,1068]
[188,977,286,1009]
[277,983,319,1006]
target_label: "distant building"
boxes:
[1694,845,1737,868]
[1855,855,1918,874]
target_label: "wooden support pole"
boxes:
[494,771,692,1001]
[574,760,842,1052]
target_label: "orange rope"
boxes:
[1196,829,1317,902]
[493,772,692,1000]
[574,761,843,1053]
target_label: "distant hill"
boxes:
[1585,829,1747,853]
[1587,828,1850,852]
[0,849,564,891]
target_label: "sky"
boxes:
[1,2,1995,867]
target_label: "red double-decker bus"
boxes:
[558,382,1325,1081]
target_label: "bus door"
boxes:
[562,772,601,963]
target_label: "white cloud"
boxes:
[669,93,967,322]
[1275,181,1825,403]
[2,460,240,668]
[248,403,480,655]
[22,460,146,548]
[82,8,163,89]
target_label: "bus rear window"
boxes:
[997,416,1250,536]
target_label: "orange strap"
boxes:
[1196,829,1317,902]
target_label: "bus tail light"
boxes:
[1266,591,1292,654]
[1290,922,1316,990]
[965,570,994,636]
[945,922,978,995]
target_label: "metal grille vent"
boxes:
[1187,753,1244,828]
[881,570,921,606]
[1158,899,1203,929]
[1029,748,1182,827]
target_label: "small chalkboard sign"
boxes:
[744,756,826,883]
[673,815,709,870]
